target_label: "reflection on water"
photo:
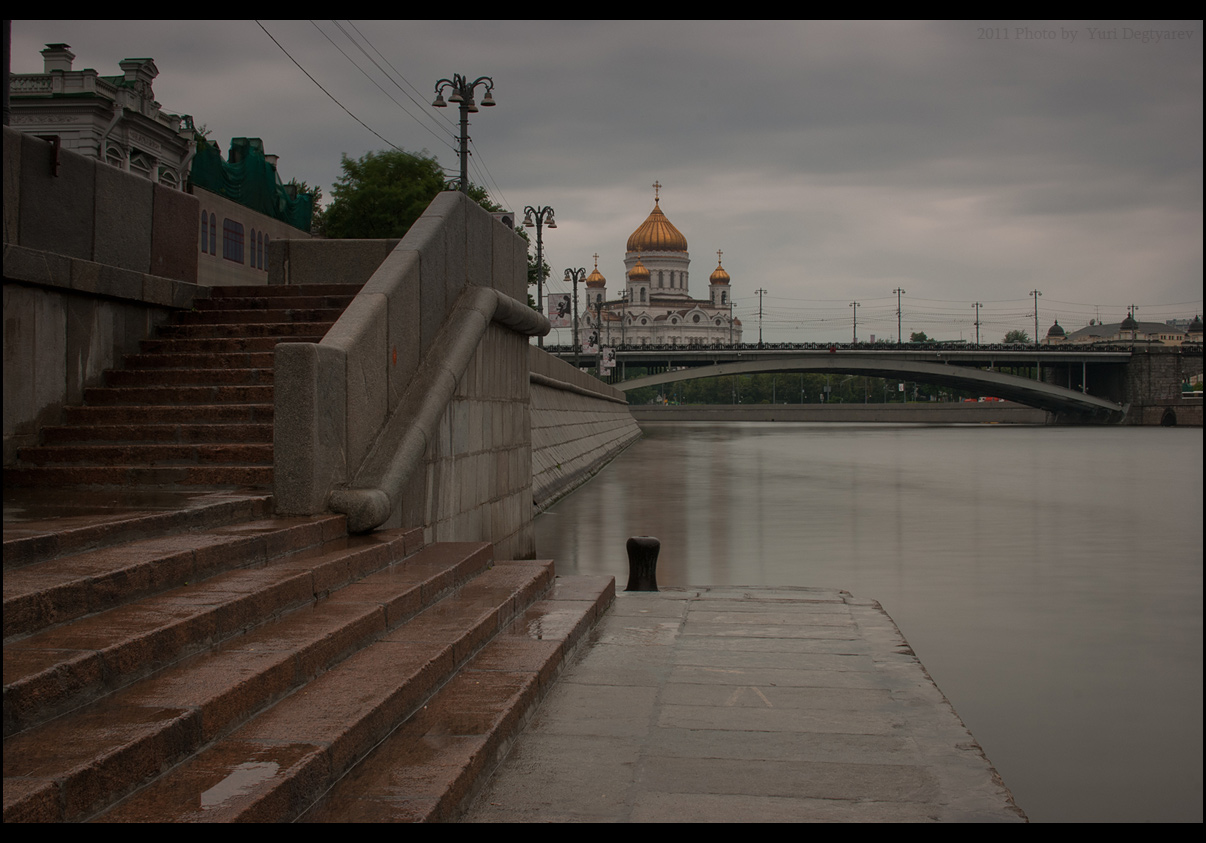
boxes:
[535,422,1203,822]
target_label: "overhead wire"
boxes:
[255,20,403,153]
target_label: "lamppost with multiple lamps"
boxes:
[564,266,585,366]
[431,73,495,195]
[523,206,556,346]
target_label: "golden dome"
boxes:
[709,252,730,285]
[627,257,650,281]
[626,200,688,253]
[585,254,606,287]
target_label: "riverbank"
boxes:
[630,402,1048,424]
[462,587,1026,822]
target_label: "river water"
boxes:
[533,422,1203,823]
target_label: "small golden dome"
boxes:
[585,254,606,287]
[626,200,688,253]
[709,253,730,285]
[628,257,650,281]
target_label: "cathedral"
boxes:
[579,184,742,347]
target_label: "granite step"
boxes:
[3,464,274,490]
[2,535,503,824]
[301,575,615,823]
[154,322,336,340]
[1,492,274,571]
[103,368,274,387]
[40,423,273,446]
[173,308,346,325]
[84,558,562,823]
[121,352,277,370]
[4,514,389,735]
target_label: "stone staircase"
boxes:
[3,285,614,822]
[6,284,358,490]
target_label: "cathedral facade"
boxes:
[579,185,741,347]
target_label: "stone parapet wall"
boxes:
[274,192,543,559]
[530,348,642,511]
[3,127,202,465]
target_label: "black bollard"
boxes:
[625,536,660,592]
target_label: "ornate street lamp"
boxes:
[432,74,496,195]
[523,205,556,346]
[564,266,585,366]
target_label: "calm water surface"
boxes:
[534,422,1203,823]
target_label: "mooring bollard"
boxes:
[626,536,660,591]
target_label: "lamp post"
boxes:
[524,205,556,347]
[893,287,906,346]
[971,301,982,347]
[850,301,860,344]
[564,266,585,367]
[431,73,496,195]
[1030,289,1042,348]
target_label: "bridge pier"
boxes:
[1117,346,1203,426]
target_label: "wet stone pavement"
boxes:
[460,587,1026,822]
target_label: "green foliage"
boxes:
[321,149,447,239]
[1003,329,1031,344]
[909,331,930,343]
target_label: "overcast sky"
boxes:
[10,20,1203,343]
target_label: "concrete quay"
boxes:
[461,587,1026,823]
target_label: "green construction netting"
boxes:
[190,137,313,232]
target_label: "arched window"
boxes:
[721,291,727,305]
[223,219,245,263]
[201,212,209,254]
[640,288,646,303]
[257,231,264,269]
[263,234,269,269]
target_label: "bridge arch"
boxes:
[616,355,1124,420]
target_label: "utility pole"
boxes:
[850,301,860,344]
[755,288,768,348]
[971,302,982,347]
[893,287,906,346]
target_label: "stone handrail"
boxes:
[329,285,547,532]
[274,191,548,555]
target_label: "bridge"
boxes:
[546,343,1205,424]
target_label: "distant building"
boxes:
[8,44,196,189]
[1059,310,1189,346]
[9,43,314,286]
[579,184,742,347]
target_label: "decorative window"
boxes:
[721,291,727,305]
[201,212,209,254]
[250,229,257,266]
[692,314,701,323]
[263,234,269,269]
[223,219,245,263]
[210,219,217,255]
[257,231,264,269]
[640,288,646,303]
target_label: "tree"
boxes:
[909,331,930,343]
[320,148,539,306]
[1003,329,1030,344]
[321,149,449,239]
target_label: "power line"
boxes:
[255,20,403,152]
[310,20,454,154]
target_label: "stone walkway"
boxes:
[461,587,1026,822]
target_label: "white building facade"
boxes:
[9,44,196,189]
[579,186,742,347]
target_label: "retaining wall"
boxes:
[529,348,643,512]
[2,127,201,465]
